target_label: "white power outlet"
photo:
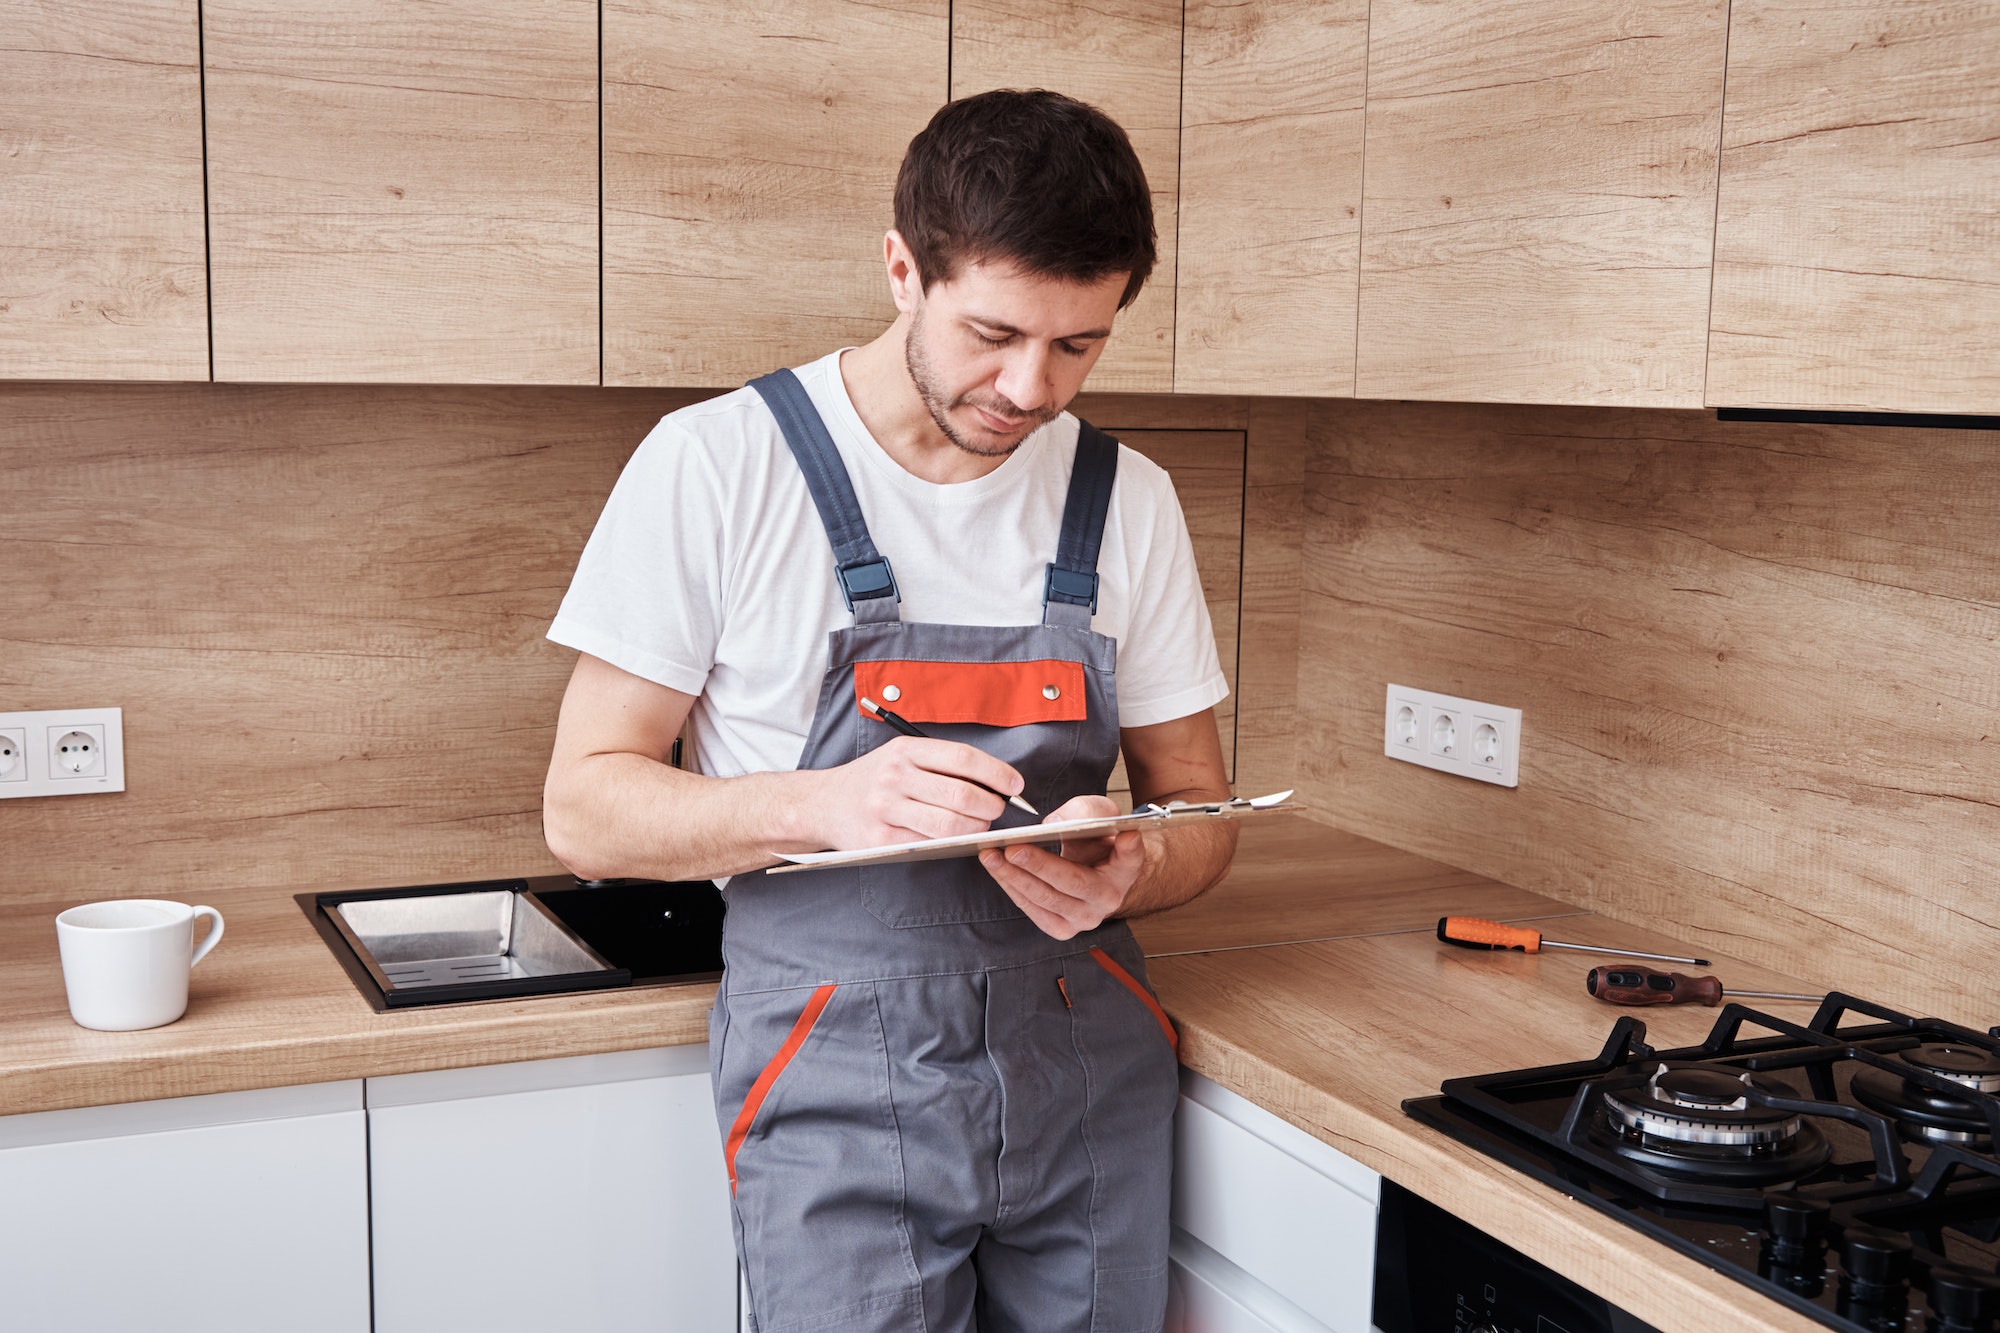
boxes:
[1384,685,1521,787]
[0,708,125,799]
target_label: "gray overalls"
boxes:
[708,369,1181,1333]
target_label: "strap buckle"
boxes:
[1043,564,1099,613]
[836,558,899,610]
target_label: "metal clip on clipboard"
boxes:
[767,790,1299,874]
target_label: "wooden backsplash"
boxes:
[1,383,1271,904]
[1291,400,2000,1025]
[1,383,699,901]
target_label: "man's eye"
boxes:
[973,330,1011,346]
[1059,341,1091,357]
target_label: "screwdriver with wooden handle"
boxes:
[1586,966,1823,1007]
[1437,916,1711,967]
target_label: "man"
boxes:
[543,90,1237,1333]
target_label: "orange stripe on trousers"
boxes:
[724,983,837,1194]
[1089,947,1179,1057]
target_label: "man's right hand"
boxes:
[802,736,1026,850]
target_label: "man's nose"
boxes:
[993,347,1053,413]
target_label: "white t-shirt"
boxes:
[549,351,1228,780]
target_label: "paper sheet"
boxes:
[765,791,1298,874]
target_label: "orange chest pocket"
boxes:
[853,659,1087,728]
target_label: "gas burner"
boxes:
[1605,1065,1803,1147]
[1595,1063,1833,1184]
[1851,1043,2000,1146]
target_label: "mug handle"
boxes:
[188,906,225,968]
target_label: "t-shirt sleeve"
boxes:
[547,417,726,696]
[1112,461,1231,729]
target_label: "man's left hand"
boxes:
[978,795,1144,940]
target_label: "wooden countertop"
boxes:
[0,815,1819,1331]
[0,816,1559,1118]
[1154,917,1831,1333]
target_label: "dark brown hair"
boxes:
[894,89,1156,309]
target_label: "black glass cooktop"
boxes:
[1408,995,2000,1333]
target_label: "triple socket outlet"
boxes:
[0,707,125,800]
[1383,685,1521,787]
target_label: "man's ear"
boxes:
[884,230,926,315]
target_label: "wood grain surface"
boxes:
[950,0,1182,394]
[1155,922,1831,1333]
[0,0,209,380]
[1233,399,1313,799]
[203,0,599,383]
[1174,0,1368,397]
[1707,0,2000,414]
[603,0,947,387]
[1293,397,2000,1026]
[1108,430,1245,796]
[0,817,1561,1116]
[0,383,700,899]
[1355,0,1728,406]
[1127,815,1574,955]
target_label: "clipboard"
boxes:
[767,790,1299,874]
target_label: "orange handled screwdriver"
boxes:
[1586,966,1823,1007]
[1438,916,1711,967]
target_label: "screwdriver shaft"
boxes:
[1730,989,1825,1002]
[1539,939,1712,967]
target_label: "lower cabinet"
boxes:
[1169,1070,1381,1333]
[0,1081,372,1332]
[366,1043,737,1333]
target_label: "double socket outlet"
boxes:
[0,707,126,800]
[1383,685,1521,787]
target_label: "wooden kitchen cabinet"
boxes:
[604,0,948,387]
[202,0,599,383]
[1170,1071,1380,1333]
[0,0,209,380]
[951,0,1182,394]
[1354,0,1728,407]
[1706,0,2000,414]
[366,1045,737,1332]
[0,1082,371,1332]
[1174,0,1368,398]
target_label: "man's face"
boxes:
[901,256,1128,459]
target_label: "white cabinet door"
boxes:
[1172,1072,1380,1333]
[0,1082,371,1332]
[1168,1227,1340,1333]
[368,1044,736,1333]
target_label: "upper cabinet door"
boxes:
[951,1,1182,395]
[1707,1,2000,414]
[1355,0,1728,407]
[604,1,948,388]
[1175,0,1368,398]
[0,0,208,380]
[204,0,599,384]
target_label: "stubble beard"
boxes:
[905,306,1060,459]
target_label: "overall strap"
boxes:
[748,369,900,624]
[1042,420,1120,629]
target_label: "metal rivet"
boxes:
[882,684,901,702]
[1042,684,1060,700]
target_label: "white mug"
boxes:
[56,899,225,1031]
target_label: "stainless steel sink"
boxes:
[333,890,613,992]
[300,874,725,1010]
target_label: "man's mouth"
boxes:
[972,405,1029,434]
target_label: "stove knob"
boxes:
[1767,1191,1831,1249]
[1843,1227,1914,1298]
[1928,1266,2000,1333]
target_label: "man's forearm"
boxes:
[1118,818,1239,918]
[544,752,822,883]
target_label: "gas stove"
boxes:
[1405,994,2000,1333]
